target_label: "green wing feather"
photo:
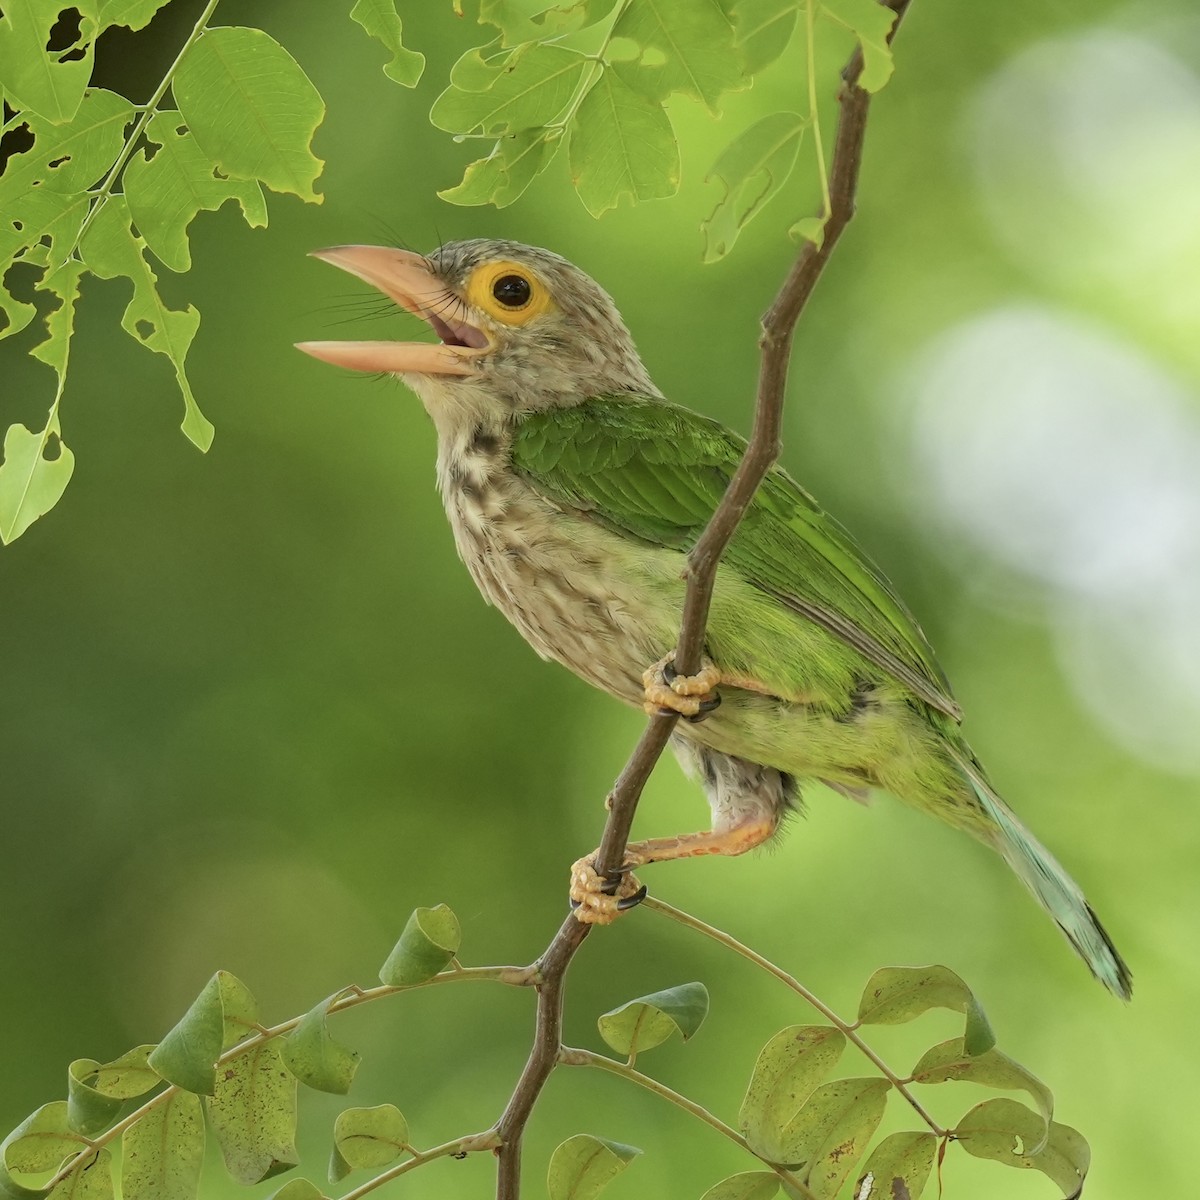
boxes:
[510,394,960,720]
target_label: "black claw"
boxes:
[685,692,722,723]
[569,897,581,911]
[618,884,649,911]
[661,659,679,685]
[599,869,627,896]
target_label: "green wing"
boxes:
[510,394,960,720]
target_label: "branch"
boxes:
[494,5,911,1193]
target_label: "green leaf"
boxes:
[448,41,518,91]
[546,1135,640,1200]
[66,1061,122,1137]
[569,69,679,217]
[702,111,806,261]
[47,1149,113,1200]
[124,111,267,273]
[739,1026,844,1164]
[173,26,324,203]
[439,128,561,208]
[281,992,361,1095]
[597,982,708,1057]
[0,418,75,546]
[955,1099,1089,1199]
[84,1046,161,1100]
[789,216,826,247]
[431,43,587,136]
[122,1090,204,1200]
[0,0,99,124]
[379,905,461,986]
[207,1039,299,1185]
[146,971,260,1095]
[98,0,172,32]
[911,1038,1052,1151]
[2,1103,87,1176]
[856,966,993,1053]
[719,0,799,74]
[329,1105,408,1183]
[783,1078,889,1196]
[350,0,424,86]
[479,0,614,46]
[854,1131,936,1200]
[79,196,214,452]
[266,1182,328,1200]
[700,1172,779,1200]
[609,0,746,114]
[819,0,896,93]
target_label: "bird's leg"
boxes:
[642,652,722,721]
[569,811,778,925]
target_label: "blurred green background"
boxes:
[3,0,1199,1196]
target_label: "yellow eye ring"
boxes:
[465,261,553,326]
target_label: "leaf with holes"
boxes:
[854,1131,937,1200]
[701,1172,779,1200]
[328,1105,408,1182]
[173,26,324,203]
[609,0,746,114]
[350,0,425,86]
[98,0,172,32]
[80,196,214,452]
[739,1026,845,1164]
[440,127,561,207]
[569,69,679,217]
[0,0,99,124]
[379,905,461,986]
[122,1090,204,1200]
[145,970,260,1095]
[281,992,361,1096]
[819,0,897,92]
[911,1038,1053,1152]
[124,111,267,272]
[597,982,709,1057]
[702,111,806,261]
[955,1099,1089,1199]
[547,1135,640,1200]
[431,43,587,136]
[479,0,615,47]
[782,1078,889,1197]
[856,966,995,1056]
[207,1039,299,1185]
[718,0,799,74]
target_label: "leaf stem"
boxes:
[559,1047,817,1200]
[42,965,531,1191]
[340,1131,502,1200]
[645,897,946,1137]
[59,0,223,266]
[805,0,832,220]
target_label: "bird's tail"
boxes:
[950,748,1133,1000]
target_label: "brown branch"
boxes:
[494,6,911,1193]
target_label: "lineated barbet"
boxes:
[298,239,1131,999]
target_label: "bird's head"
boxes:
[298,239,658,432]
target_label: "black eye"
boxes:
[492,273,532,309]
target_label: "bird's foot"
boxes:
[569,854,649,925]
[642,653,722,722]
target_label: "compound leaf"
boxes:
[173,26,324,203]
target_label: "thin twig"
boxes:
[493,5,911,1194]
[645,897,947,1136]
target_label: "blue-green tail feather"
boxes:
[951,750,1133,1000]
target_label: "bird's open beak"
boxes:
[296,245,491,377]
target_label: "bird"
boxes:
[298,238,1132,999]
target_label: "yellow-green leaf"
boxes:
[783,1078,889,1197]
[173,26,324,203]
[739,1026,844,1164]
[440,128,561,207]
[2,1103,87,1176]
[328,1105,408,1183]
[379,905,461,986]
[281,992,361,1096]
[955,1099,1089,1199]
[66,1060,122,1136]
[702,111,806,261]
[854,1131,936,1200]
[819,0,896,92]
[0,420,75,545]
[547,1135,640,1200]
[86,1046,161,1100]
[479,0,613,47]
[719,0,799,74]
[597,982,708,1057]
[0,0,98,123]
[568,69,679,217]
[207,1039,299,1185]
[124,111,267,272]
[47,1148,113,1200]
[856,965,994,1054]
[701,1172,779,1200]
[98,0,172,32]
[350,0,425,86]
[122,1090,204,1200]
